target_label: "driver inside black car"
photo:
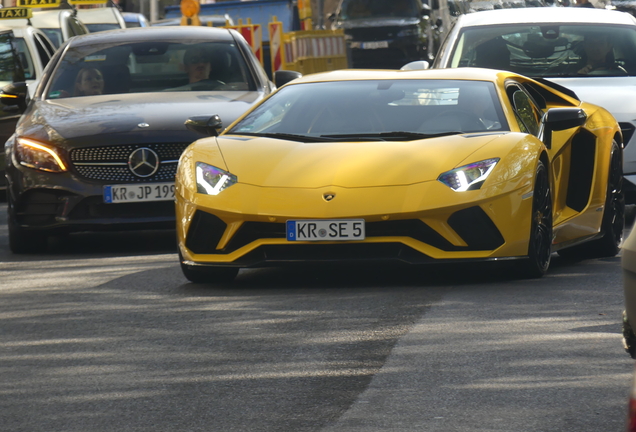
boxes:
[184,46,212,85]
[576,33,627,75]
[165,45,226,91]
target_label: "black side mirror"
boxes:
[1,81,28,111]
[274,70,302,88]
[185,114,223,136]
[435,18,443,28]
[540,107,587,149]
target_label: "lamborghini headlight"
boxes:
[16,137,67,173]
[438,158,499,192]
[195,161,237,195]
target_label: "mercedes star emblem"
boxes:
[323,193,336,202]
[128,147,160,178]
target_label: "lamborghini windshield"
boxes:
[449,24,636,77]
[228,80,508,140]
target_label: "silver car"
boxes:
[430,7,636,203]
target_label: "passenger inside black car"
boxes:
[52,65,131,98]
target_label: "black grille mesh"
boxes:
[71,143,188,162]
[348,26,402,41]
[74,164,178,183]
[69,142,189,182]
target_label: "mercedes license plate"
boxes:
[286,219,365,241]
[103,183,175,204]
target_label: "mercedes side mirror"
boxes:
[540,108,587,149]
[185,114,223,136]
[274,70,302,88]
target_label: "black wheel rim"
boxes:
[532,165,552,271]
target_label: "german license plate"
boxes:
[286,219,365,241]
[103,183,175,203]
[361,41,389,49]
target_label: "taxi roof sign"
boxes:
[68,0,109,4]
[17,0,61,8]
[0,7,33,19]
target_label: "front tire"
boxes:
[517,160,553,278]
[7,200,48,254]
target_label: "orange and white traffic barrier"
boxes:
[226,19,262,66]
[253,23,263,65]
[268,18,285,76]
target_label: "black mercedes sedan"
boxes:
[3,26,294,253]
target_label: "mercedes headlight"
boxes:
[438,158,499,192]
[16,138,67,173]
[196,162,237,195]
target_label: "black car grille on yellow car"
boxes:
[69,143,190,182]
[185,207,505,263]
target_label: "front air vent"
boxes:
[185,210,228,254]
[447,206,505,250]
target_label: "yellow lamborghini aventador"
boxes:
[175,68,624,282]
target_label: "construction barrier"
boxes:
[225,19,263,66]
[296,0,312,31]
[281,29,348,75]
[268,18,285,76]
[253,23,263,64]
[222,15,349,77]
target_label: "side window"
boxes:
[33,34,53,69]
[39,34,56,58]
[14,38,35,80]
[508,86,542,136]
[0,33,24,82]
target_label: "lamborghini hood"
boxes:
[215,133,504,188]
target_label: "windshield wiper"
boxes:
[320,131,463,141]
[231,132,337,142]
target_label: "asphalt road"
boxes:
[0,202,632,432]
